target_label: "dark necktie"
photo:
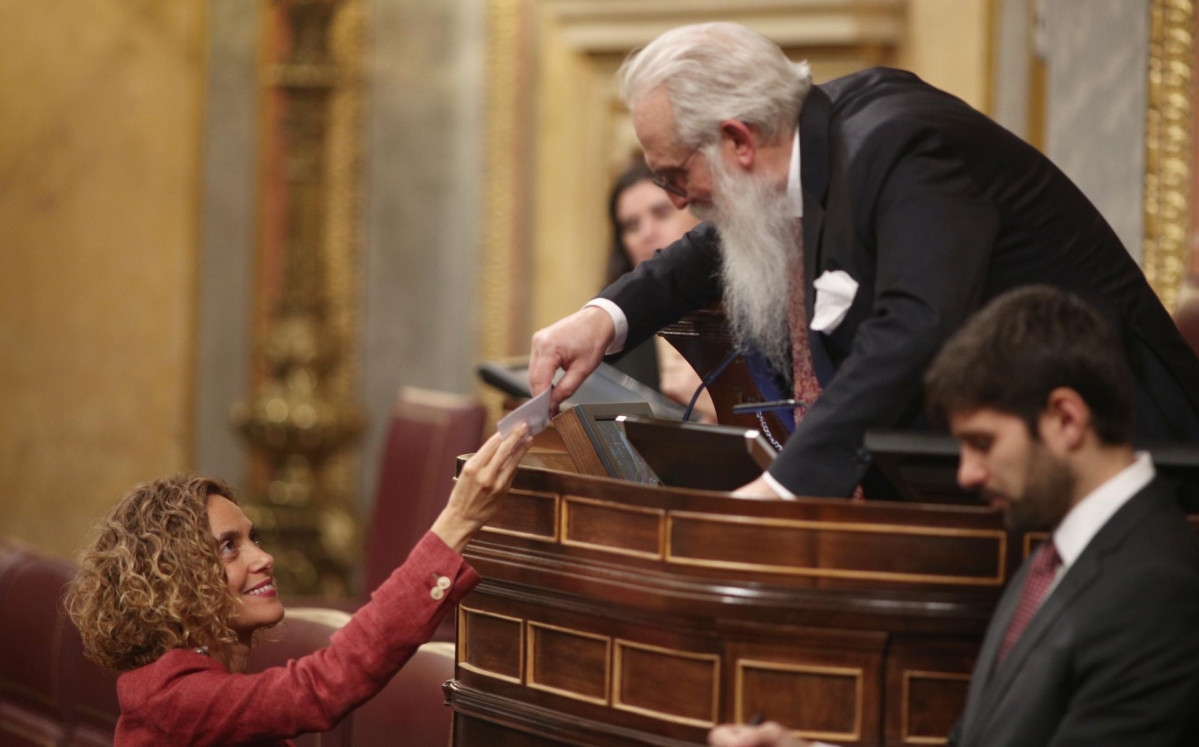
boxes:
[995,540,1061,665]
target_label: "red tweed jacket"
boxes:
[113,532,478,746]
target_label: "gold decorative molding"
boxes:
[900,670,971,745]
[734,658,864,742]
[1143,0,1193,311]
[477,488,1009,585]
[458,605,526,684]
[234,0,365,596]
[613,638,721,727]
[479,488,562,542]
[666,511,1009,586]
[560,495,667,559]
[478,0,532,420]
[1021,530,1048,560]
[322,0,366,577]
[541,0,907,53]
[527,621,613,705]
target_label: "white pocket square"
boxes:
[809,270,859,333]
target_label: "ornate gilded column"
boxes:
[478,0,534,419]
[1144,0,1194,311]
[233,0,365,596]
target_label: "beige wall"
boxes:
[0,0,996,557]
[899,0,993,113]
[0,1,207,558]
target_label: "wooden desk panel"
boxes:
[448,460,1012,746]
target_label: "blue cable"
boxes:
[682,349,740,422]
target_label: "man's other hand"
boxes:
[732,474,783,499]
[529,306,615,411]
[708,721,811,747]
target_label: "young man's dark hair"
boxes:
[924,285,1134,444]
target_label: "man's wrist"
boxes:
[761,471,795,499]
[584,299,627,354]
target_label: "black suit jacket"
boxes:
[950,477,1199,746]
[601,68,1199,497]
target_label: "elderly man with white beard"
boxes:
[528,22,1199,499]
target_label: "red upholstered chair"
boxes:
[0,550,106,747]
[0,551,70,746]
[245,608,455,747]
[364,388,484,641]
[350,641,455,746]
[246,608,355,747]
[59,622,120,747]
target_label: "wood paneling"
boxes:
[449,459,1012,745]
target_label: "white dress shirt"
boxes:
[1044,451,1155,595]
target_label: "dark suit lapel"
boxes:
[970,548,1102,738]
[966,481,1168,740]
[956,563,1027,738]
[799,85,831,321]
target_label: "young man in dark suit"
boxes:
[528,22,1199,500]
[707,286,1199,747]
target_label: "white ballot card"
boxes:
[497,386,552,437]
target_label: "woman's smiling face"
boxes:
[206,494,284,645]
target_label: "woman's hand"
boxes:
[708,722,811,747]
[430,424,533,553]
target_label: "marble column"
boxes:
[1043,0,1150,263]
[361,0,487,510]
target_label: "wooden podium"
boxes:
[445,452,1027,746]
[447,313,1018,745]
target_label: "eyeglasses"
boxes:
[649,147,698,198]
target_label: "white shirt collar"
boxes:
[1052,451,1155,569]
[787,127,802,218]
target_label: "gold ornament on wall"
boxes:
[233,0,365,597]
[1143,0,1193,312]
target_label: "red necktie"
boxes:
[996,540,1061,665]
[786,218,864,501]
[787,218,822,424]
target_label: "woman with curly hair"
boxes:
[67,425,531,745]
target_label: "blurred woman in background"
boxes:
[606,162,716,421]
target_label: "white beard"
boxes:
[696,148,796,376]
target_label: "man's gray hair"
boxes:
[618,22,812,147]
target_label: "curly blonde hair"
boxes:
[67,475,243,671]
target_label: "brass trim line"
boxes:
[612,638,721,728]
[526,620,612,706]
[900,670,972,745]
[560,495,666,560]
[666,512,1008,586]
[480,490,561,542]
[734,659,864,742]
[457,605,525,685]
[1021,531,1049,560]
